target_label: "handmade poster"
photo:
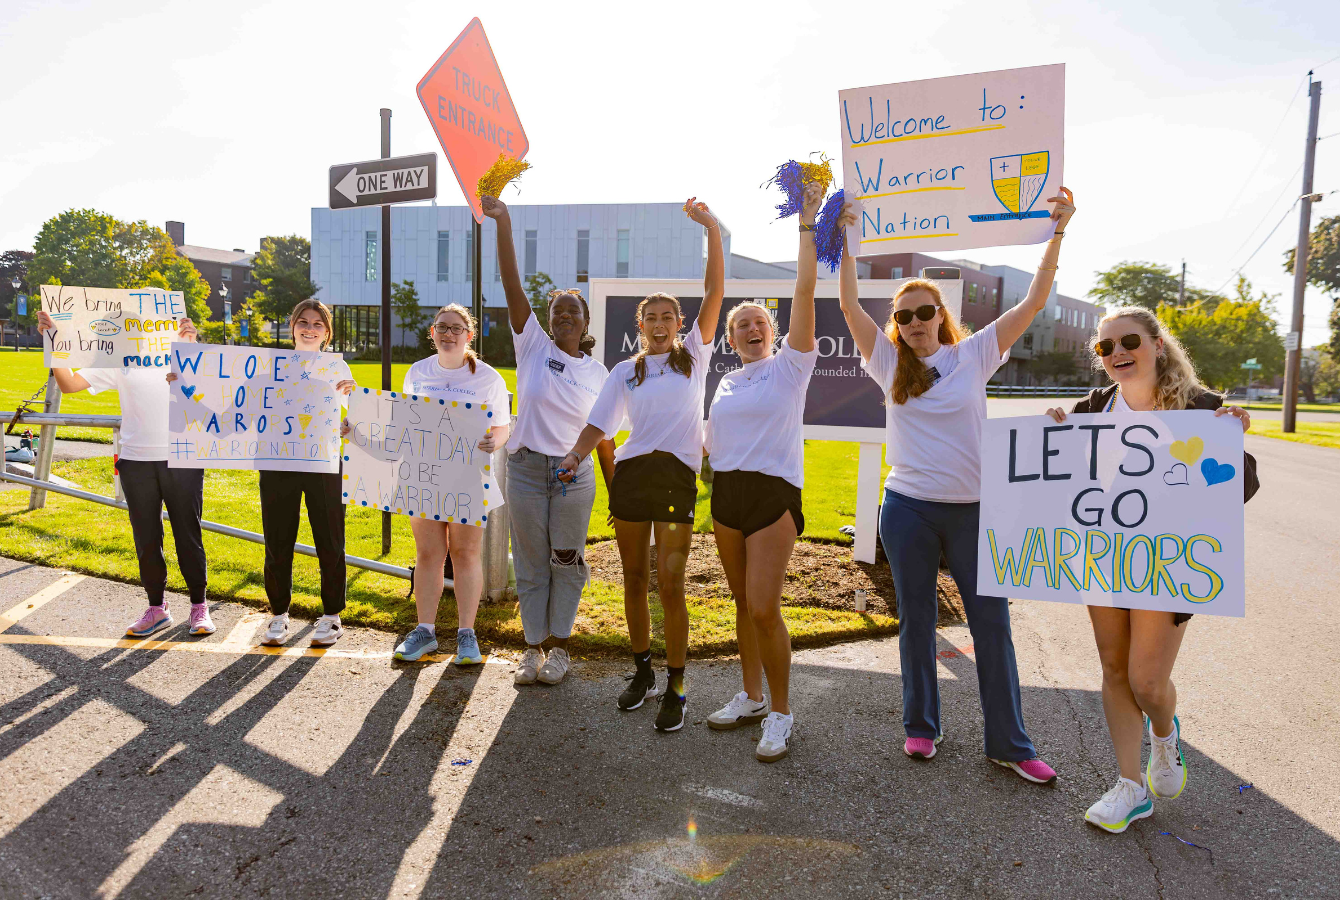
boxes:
[167,343,344,472]
[838,64,1064,255]
[40,285,187,369]
[341,388,504,525]
[977,412,1246,617]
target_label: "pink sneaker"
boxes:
[991,757,1057,785]
[126,605,173,637]
[188,603,215,636]
[904,735,943,760]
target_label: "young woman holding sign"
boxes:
[481,194,616,686]
[837,187,1076,785]
[702,182,830,762]
[37,310,211,637]
[1045,307,1257,832]
[558,198,724,733]
[394,304,511,665]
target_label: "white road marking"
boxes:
[681,783,764,809]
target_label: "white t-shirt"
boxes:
[706,335,818,488]
[862,322,1009,503]
[586,323,713,472]
[509,312,609,457]
[403,355,511,417]
[80,366,171,462]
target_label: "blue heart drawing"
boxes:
[180,384,196,399]
[1201,457,1235,486]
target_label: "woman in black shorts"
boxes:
[558,197,725,733]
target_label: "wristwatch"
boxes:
[799,221,816,232]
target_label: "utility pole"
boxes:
[1283,75,1322,434]
[380,107,393,554]
[1178,260,1186,306]
[472,220,483,355]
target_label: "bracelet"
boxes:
[1037,264,1059,271]
[1053,231,1065,236]
[799,221,816,232]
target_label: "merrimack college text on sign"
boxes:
[839,64,1064,255]
[977,412,1246,618]
[341,388,504,526]
[40,285,185,369]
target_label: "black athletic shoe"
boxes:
[654,691,687,732]
[618,670,659,710]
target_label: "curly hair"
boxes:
[432,304,478,374]
[1091,306,1206,410]
[546,288,597,354]
[631,292,693,385]
[884,279,966,405]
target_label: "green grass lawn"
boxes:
[1242,401,1340,413]
[1248,418,1340,450]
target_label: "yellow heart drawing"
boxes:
[1170,436,1204,466]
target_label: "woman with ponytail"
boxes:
[559,197,725,733]
[481,194,615,686]
[837,186,1076,786]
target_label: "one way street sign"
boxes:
[328,153,437,210]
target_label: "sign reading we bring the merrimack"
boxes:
[978,412,1246,618]
[41,285,187,369]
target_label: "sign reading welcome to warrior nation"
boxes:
[839,64,1064,255]
[167,344,343,472]
[341,388,504,525]
[977,412,1246,617]
[41,285,186,369]
[416,17,528,223]
[328,153,437,210]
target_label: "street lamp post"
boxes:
[219,284,231,345]
[5,275,18,351]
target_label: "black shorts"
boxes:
[609,451,697,524]
[710,470,804,538]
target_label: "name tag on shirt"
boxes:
[927,366,942,387]
[547,358,566,374]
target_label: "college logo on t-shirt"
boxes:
[625,375,638,391]
[926,366,942,387]
[547,358,566,374]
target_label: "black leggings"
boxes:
[259,470,346,616]
[118,459,208,607]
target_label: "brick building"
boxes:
[166,221,258,320]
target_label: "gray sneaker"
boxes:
[515,647,545,684]
[394,625,438,662]
[455,628,483,665]
[537,647,570,684]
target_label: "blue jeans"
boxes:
[879,489,1036,761]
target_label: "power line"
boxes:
[1220,159,1304,266]
[1219,75,1308,220]
[1215,198,1300,294]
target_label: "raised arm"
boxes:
[788,183,823,353]
[37,311,90,394]
[994,187,1076,354]
[686,197,725,344]
[481,195,531,333]
[835,203,880,362]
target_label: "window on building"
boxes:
[992,287,998,306]
[1053,337,1059,350]
[968,283,977,302]
[1053,305,1063,321]
[221,266,232,281]
[892,267,903,279]
[1023,333,1034,349]
[524,230,537,278]
[616,229,630,278]
[466,229,473,280]
[243,269,251,284]
[365,231,378,281]
[437,232,449,282]
[576,230,589,283]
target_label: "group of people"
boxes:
[39,181,1261,834]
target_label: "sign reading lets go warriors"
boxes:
[41,285,187,369]
[977,412,1246,618]
[341,388,505,525]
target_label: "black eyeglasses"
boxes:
[1093,333,1143,357]
[432,323,468,336]
[893,304,939,326]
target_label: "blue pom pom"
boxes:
[815,189,847,273]
[765,160,806,219]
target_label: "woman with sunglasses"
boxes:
[481,194,616,686]
[837,187,1076,786]
[558,197,724,733]
[1045,306,1257,833]
[393,304,511,665]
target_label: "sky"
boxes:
[1,0,1337,345]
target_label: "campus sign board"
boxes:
[839,64,1065,255]
[328,153,437,210]
[40,285,186,369]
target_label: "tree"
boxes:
[30,209,123,288]
[1284,215,1340,358]
[392,279,430,349]
[250,235,318,345]
[0,250,34,326]
[156,253,212,324]
[1158,278,1285,391]
[1314,349,1340,401]
[525,271,556,330]
[1088,262,1181,312]
[1030,349,1078,384]
[1300,349,1322,403]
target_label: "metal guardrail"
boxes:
[985,385,1094,397]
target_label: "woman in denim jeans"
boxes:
[482,194,616,685]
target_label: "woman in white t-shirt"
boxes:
[557,198,724,733]
[838,187,1076,787]
[702,182,830,763]
[392,303,511,666]
[481,194,615,687]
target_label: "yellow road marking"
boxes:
[0,573,86,634]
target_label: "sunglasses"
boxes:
[1093,333,1144,357]
[893,304,939,326]
[432,323,468,336]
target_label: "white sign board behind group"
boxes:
[40,285,186,369]
[839,64,1064,255]
[977,412,1246,618]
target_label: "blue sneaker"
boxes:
[454,628,483,665]
[393,625,438,662]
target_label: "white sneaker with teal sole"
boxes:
[1085,775,1153,833]
[1147,715,1187,799]
[394,625,438,662]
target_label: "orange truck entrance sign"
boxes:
[416,18,528,224]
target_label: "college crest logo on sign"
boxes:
[969,151,1052,223]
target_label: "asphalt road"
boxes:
[0,435,1336,899]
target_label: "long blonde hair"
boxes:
[885,279,966,405]
[724,301,780,356]
[433,304,478,374]
[289,298,334,350]
[1093,306,1205,410]
[631,292,693,385]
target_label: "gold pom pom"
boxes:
[476,153,532,199]
[797,156,835,193]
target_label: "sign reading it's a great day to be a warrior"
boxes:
[341,388,504,525]
[167,344,344,472]
[41,285,187,369]
[839,64,1064,255]
[978,412,1246,618]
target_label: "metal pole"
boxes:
[472,219,483,355]
[1284,76,1322,434]
[380,107,393,555]
[1178,260,1186,306]
[27,374,61,510]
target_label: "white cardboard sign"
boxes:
[341,388,504,526]
[40,285,187,369]
[839,64,1064,255]
[977,412,1246,617]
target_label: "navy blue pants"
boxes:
[879,489,1036,762]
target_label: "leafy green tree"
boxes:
[251,235,318,345]
[1284,215,1340,358]
[1088,262,1182,312]
[1030,349,1078,385]
[392,279,431,350]
[1159,278,1284,391]
[30,209,123,288]
[1313,349,1340,401]
[525,271,556,330]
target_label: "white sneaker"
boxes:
[707,691,770,731]
[260,614,289,647]
[1147,716,1187,800]
[1085,776,1153,833]
[515,647,545,685]
[537,647,570,685]
[311,615,343,647]
[756,712,793,763]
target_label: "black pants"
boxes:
[259,470,346,616]
[118,459,208,607]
